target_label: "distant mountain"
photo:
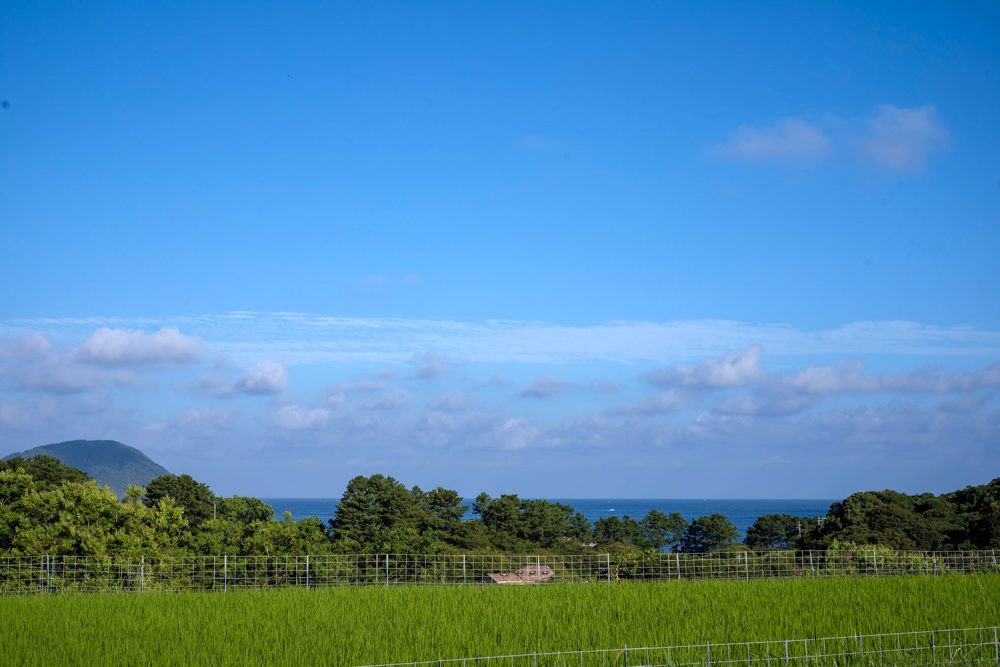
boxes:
[3,440,170,497]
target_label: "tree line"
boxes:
[1,455,997,559]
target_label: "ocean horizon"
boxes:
[261,497,837,538]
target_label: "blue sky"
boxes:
[1,2,998,498]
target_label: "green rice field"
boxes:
[1,575,998,666]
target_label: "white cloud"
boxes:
[713,118,831,162]
[785,359,870,394]
[272,405,332,430]
[75,327,203,366]
[0,332,140,394]
[233,361,287,395]
[608,391,680,416]
[519,376,570,399]
[710,357,1000,418]
[490,418,542,451]
[859,104,949,170]
[0,332,52,358]
[7,313,1000,365]
[713,393,820,418]
[647,345,765,388]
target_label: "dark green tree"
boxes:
[220,496,274,524]
[680,513,740,552]
[417,487,467,545]
[744,513,803,550]
[142,474,216,528]
[329,474,421,552]
[474,493,523,548]
[802,490,953,550]
[594,515,647,547]
[641,509,687,552]
[0,455,90,491]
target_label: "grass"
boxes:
[1,575,998,666]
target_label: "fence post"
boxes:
[993,626,999,662]
[706,641,711,666]
[385,553,389,588]
[223,554,228,593]
[140,556,144,594]
[606,554,611,584]
[784,639,789,665]
[624,645,628,667]
[462,554,467,585]
[744,551,750,580]
[931,629,936,663]
[676,552,681,581]
[872,550,878,576]
[305,555,310,589]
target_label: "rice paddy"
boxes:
[1,575,998,666]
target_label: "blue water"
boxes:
[261,498,835,538]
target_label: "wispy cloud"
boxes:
[707,353,1000,418]
[647,345,766,388]
[859,104,949,170]
[714,104,949,171]
[713,118,831,162]
[233,361,287,395]
[0,332,140,394]
[410,352,447,379]
[519,377,571,399]
[608,391,680,416]
[4,314,999,366]
[272,404,333,430]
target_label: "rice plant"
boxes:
[1,574,997,666]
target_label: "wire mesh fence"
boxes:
[354,626,1000,666]
[1,549,997,595]
[616,549,1000,581]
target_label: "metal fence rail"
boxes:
[354,626,1000,666]
[1,549,997,595]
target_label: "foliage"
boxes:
[594,515,646,547]
[473,492,590,551]
[800,481,1000,550]
[330,475,424,552]
[641,509,687,552]
[143,474,216,528]
[679,513,740,552]
[744,513,803,550]
[3,459,1000,561]
[0,455,90,491]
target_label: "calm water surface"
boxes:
[261,498,835,537]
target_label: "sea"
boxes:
[260,498,836,538]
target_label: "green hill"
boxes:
[3,440,170,497]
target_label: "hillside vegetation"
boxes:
[3,440,169,497]
[1,448,998,558]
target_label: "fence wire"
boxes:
[354,626,1000,667]
[0,549,997,595]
